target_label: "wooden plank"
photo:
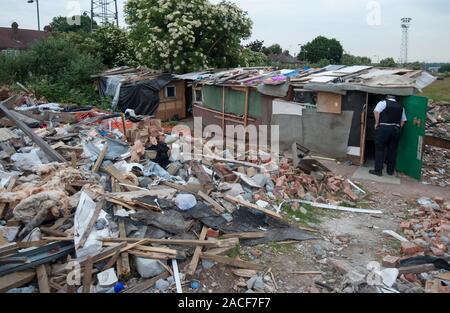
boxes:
[77,197,105,249]
[222,232,266,239]
[103,166,138,187]
[92,144,109,173]
[133,245,178,255]
[70,152,78,168]
[0,176,16,218]
[117,221,131,278]
[0,100,66,162]
[0,270,36,293]
[198,191,225,214]
[316,92,342,114]
[399,264,436,275]
[200,253,265,271]
[186,226,208,276]
[82,257,93,293]
[103,249,121,270]
[122,272,169,293]
[224,195,283,220]
[161,181,196,193]
[425,135,450,150]
[127,251,173,260]
[36,265,50,293]
[231,269,258,278]
[102,237,221,248]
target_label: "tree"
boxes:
[263,44,282,55]
[90,26,138,68]
[49,14,97,33]
[342,53,372,66]
[239,48,268,67]
[379,57,397,67]
[124,0,253,73]
[407,61,424,70]
[246,40,264,53]
[298,36,343,64]
[439,63,450,73]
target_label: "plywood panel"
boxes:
[317,92,342,114]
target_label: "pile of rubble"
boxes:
[423,102,450,187]
[427,101,450,141]
[422,146,449,187]
[371,197,450,293]
[1,93,379,294]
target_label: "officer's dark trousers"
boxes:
[375,125,401,174]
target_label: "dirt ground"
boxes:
[186,160,449,293]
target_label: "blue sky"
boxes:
[1,0,449,62]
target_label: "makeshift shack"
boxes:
[188,66,436,180]
[95,67,187,121]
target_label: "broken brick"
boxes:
[404,273,417,283]
[401,241,424,255]
[206,228,220,238]
[400,222,411,230]
[433,197,444,205]
[382,255,400,268]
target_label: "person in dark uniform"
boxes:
[369,95,407,177]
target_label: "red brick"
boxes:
[433,197,444,205]
[401,242,424,255]
[206,228,220,238]
[400,222,411,230]
[404,274,417,283]
[382,255,400,268]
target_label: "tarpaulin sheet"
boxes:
[184,203,317,246]
[100,74,173,116]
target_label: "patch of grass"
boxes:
[226,244,241,259]
[268,241,297,254]
[421,78,450,102]
[282,203,322,224]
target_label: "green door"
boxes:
[396,95,428,180]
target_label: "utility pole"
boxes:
[27,0,40,31]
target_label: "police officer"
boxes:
[369,95,407,177]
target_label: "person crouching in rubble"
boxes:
[148,134,171,169]
[369,95,407,177]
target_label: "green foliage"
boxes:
[342,53,372,66]
[263,44,283,55]
[298,36,343,64]
[379,57,397,68]
[124,0,253,72]
[90,25,139,68]
[0,52,32,84]
[238,48,268,67]
[0,36,104,105]
[49,14,97,33]
[246,40,265,53]
[439,63,450,73]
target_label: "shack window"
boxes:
[194,88,203,103]
[165,86,176,98]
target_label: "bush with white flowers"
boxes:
[125,0,252,72]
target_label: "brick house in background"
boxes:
[0,22,51,56]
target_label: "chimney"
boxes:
[11,22,19,40]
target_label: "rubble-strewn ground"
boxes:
[188,160,449,293]
[0,93,449,294]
